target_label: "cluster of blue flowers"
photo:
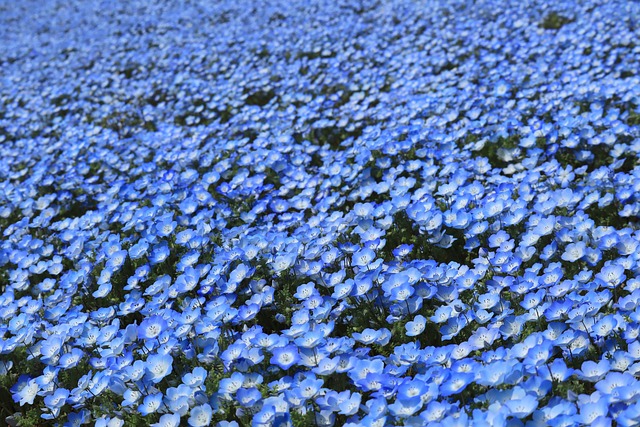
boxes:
[1,0,640,425]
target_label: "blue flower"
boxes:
[294,330,325,349]
[593,314,618,337]
[12,376,38,406]
[596,371,637,398]
[389,283,415,303]
[352,247,376,268]
[182,366,207,388]
[65,410,91,426]
[441,372,474,396]
[578,399,609,425]
[505,393,538,418]
[352,328,382,345]
[94,416,124,427]
[149,242,171,264]
[298,376,324,398]
[271,253,296,273]
[388,396,422,418]
[40,335,64,363]
[145,353,173,383]
[105,249,128,272]
[237,387,263,407]
[138,393,163,416]
[596,263,626,288]
[561,241,586,262]
[270,345,300,370]
[173,267,199,293]
[156,217,177,237]
[219,372,245,395]
[392,244,414,259]
[252,404,276,426]
[188,403,213,427]
[405,315,426,337]
[151,413,181,427]
[44,387,70,411]
[138,315,168,340]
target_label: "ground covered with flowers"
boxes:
[1,0,640,425]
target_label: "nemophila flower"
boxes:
[396,378,430,403]
[237,387,262,407]
[506,393,539,418]
[565,331,592,358]
[149,242,171,264]
[593,314,618,337]
[173,267,199,293]
[440,372,474,396]
[627,341,640,361]
[219,371,245,396]
[138,315,168,340]
[138,392,163,416]
[390,283,415,302]
[94,416,124,427]
[228,263,253,286]
[609,350,634,373]
[332,280,354,299]
[596,371,637,399]
[313,356,340,375]
[348,358,385,386]
[561,241,586,262]
[129,239,149,260]
[298,376,324,398]
[405,315,426,337]
[353,328,382,345]
[352,247,376,268]
[11,376,39,406]
[476,292,500,311]
[270,345,300,370]
[40,335,64,363]
[474,308,494,324]
[66,410,91,426]
[182,366,207,388]
[156,217,177,237]
[585,247,603,266]
[435,285,459,304]
[440,316,467,340]
[431,305,454,324]
[294,330,325,349]
[151,413,181,427]
[106,249,128,271]
[468,327,499,350]
[540,241,558,261]
[578,399,609,425]
[388,396,423,418]
[521,289,546,311]
[392,244,414,259]
[596,263,626,287]
[58,348,84,369]
[176,250,200,271]
[271,253,296,273]
[253,404,276,426]
[220,340,247,368]
[524,340,554,372]
[145,275,171,297]
[597,230,620,251]
[145,353,173,383]
[92,263,117,288]
[188,403,212,427]
[617,235,639,256]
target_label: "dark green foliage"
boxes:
[539,12,574,30]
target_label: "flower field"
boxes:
[1,0,640,425]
